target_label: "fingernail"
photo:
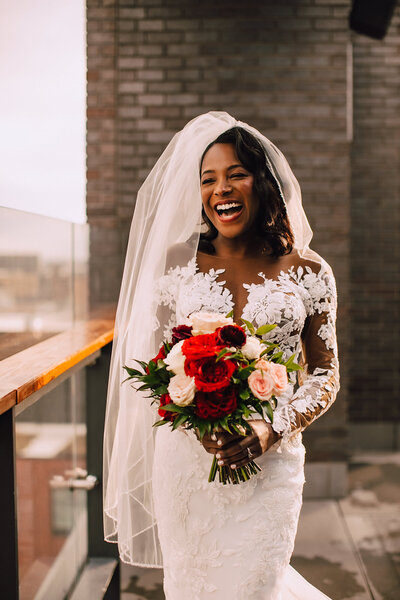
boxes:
[231,464,236,469]
[218,460,224,466]
[216,453,221,459]
[217,440,222,446]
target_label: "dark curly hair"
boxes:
[199,127,294,257]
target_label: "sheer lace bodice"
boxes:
[153,253,338,599]
[156,255,339,441]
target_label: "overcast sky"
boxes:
[0,0,86,223]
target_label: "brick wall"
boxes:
[87,0,354,460]
[350,10,400,421]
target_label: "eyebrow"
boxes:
[201,164,244,177]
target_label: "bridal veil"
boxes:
[103,111,314,566]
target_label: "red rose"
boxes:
[185,356,237,392]
[146,344,167,373]
[171,325,193,345]
[218,325,246,347]
[195,386,238,419]
[182,331,224,360]
[158,393,175,421]
[151,345,166,363]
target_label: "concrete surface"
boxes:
[120,453,400,600]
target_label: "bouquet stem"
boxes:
[208,455,261,485]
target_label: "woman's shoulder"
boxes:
[285,248,333,277]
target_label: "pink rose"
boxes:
[255,359,272,372]
[269,363,288,394]
[248,369,274,402]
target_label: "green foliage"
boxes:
[255,323,277,336]
[241,318,255,335]
[284,353,303,372]
[263,401,274,423]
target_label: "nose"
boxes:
[214,177,232,196]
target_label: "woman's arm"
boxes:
[201,261,339,468]
[271,262,339,439]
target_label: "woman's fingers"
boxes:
[201,430,243,453]
[216,435,262,466]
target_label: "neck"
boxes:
[212,234,268,259]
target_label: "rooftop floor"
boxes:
[121,453,400,600]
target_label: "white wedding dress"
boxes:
[152,255,339,600]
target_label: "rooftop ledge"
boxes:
[0,304,115,415]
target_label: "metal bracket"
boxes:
[50,468,99,491]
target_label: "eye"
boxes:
[230,172,247,179]
[201,178,215,185]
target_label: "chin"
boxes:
[216,226,248,239]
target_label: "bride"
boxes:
[103,112,339,600]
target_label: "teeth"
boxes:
[216,202,241,212]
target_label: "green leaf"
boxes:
[216,347,231,362]
[254,403,264,417]
[137,383,152,391]
[239,388,250,400]
[153,419,169,427]
[197,421,206,439]
[288,363,303,372]
[220,418,233,434]
[241,318,255,335]
[123,365,142,378]
[172,414,188,430]
[161,403,185,413]
[263,401,274,422]
[237,367,253,380]
[284,353,303,371]
[271,351,283,363]
[154,385,169,396]
[255,323,277,336]
[225,309,234,318]
[135,359,150,371]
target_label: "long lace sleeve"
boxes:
[271,262,340,439]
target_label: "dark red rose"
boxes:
[195,386,238,419]
[218,325,246,347]
[171,324,193,345]
[185,356,237,392]
[158,393,175,421]
[182,331,223,360]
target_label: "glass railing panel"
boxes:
[15,371,87,600]
[0,207,88,360]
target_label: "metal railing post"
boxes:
[0,407,19,599]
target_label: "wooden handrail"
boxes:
[0,305,115,415]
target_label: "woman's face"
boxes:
[200,143,259,240]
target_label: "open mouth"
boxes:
[214,201,243,221]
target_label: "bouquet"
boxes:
[123,311,301,485]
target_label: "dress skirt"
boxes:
[152,426,306,600]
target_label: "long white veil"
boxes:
[103,111,314,567]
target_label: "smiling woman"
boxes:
[199,127,294,258]
[103,112,338,600]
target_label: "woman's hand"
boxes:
[199,420,281,469]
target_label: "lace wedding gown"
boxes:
[152,255,339,600]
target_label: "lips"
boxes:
[214,201,244,223]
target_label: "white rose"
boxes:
[167,374,196,406]
[241,336,263,360]
[164,340,185,375]
[189,311,233,336]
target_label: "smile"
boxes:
[214,201,244,222]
